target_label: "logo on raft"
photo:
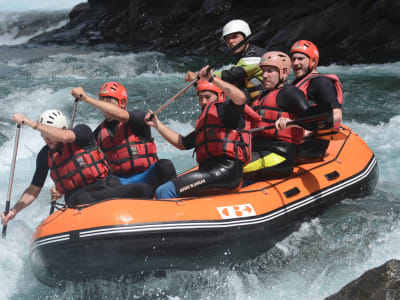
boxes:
[217,204,256,219]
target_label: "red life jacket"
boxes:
[194,101,258,165]
[294,73,343,128]
[48,143,111,194]
[97,122,158,176]
[251,88,304,144]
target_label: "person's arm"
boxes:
[216,60,262,83]
[277,85,310,115]
[12,113,76,143]
[275,85,310,130]
[199,65,247,106]
[1,184,42,226]
[308,77,342,124]
[145,110,185,150]
[71,87,130,123]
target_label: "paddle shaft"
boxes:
[250,112,331,133]
[2,124,21,238]
[153,18,271,116]
[69,98,79,129]
[154,79,197,116]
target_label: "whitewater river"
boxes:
[0,7,399,300]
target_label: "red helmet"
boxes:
[260,51,291,83]
[290,40,319,70]
[196,79,225,102]
[99,82,128,109]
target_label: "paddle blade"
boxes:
[295,103,333,131]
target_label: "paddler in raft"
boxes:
[1,110,154,226]
[289,40,344,162]
[243,51,311,181]
[145,65,261,199]
[70,82,177,192]
[185,19,266,104]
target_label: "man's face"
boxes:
[197,91,218,107]
[291,52,310,78]
[224,32,246,54]
[261,66,280,90]
[100,96,119,121]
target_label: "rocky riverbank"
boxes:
[29,0,400,65]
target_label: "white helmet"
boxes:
[222,19,251,39]
[38,109,68,129]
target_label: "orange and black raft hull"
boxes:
[29,125,378,285]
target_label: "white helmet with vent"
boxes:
[38,109,68,129]
[222,19,251,39]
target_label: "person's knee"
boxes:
[155,181,178,200]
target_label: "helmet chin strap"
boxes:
[275,77,287,89]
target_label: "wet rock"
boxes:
[28,0,400,64]
[325,259,400,300]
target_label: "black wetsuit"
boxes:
[32,124,154,208]
[292,76,342,162]
[245,85,310,181]
[156,99,246,199]
[93,110,177,189]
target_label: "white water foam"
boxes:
[346,114,400,194]
[0,12,69,46]
[3,51,179,79]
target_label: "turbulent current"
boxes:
[0,8,399,300]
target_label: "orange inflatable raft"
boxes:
[29,125,378,285]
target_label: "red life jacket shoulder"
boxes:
[294,73,343,129]
[195,101,252,164]
[251,88,304,144]
[48,142,111,195]
[295,73,343,105]
[97,121,158,176]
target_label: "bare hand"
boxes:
[71,87,87,101]
[198,65,213,81]
[185,71,197,82]
[12,113,29,126]
[1,210,16,226]
[275,117,291,130]
[51,186,63,201]
[145,109,159,128]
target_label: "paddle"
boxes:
[250,103,333,133]
[49,99,79,215]
[150,18,272,117]
[69,98,79,129]
[153,81,197,116]
[2,124,21,238]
